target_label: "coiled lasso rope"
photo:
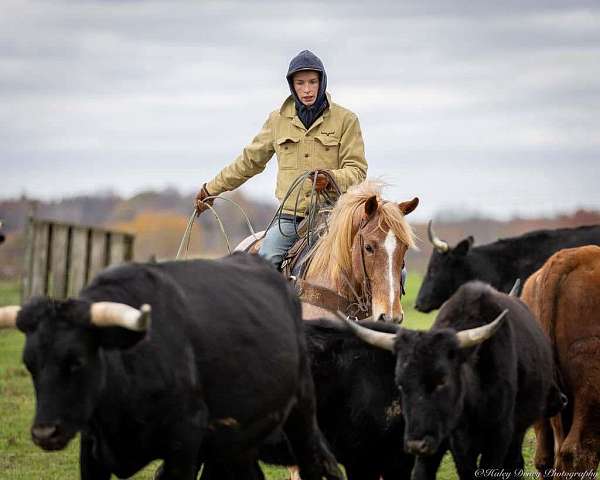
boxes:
[175,196,256,260]
[176,170,340,260]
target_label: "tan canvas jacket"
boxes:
[206,93,368,216]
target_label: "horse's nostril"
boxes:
[378,313,392,322]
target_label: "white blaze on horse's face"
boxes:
[384,231,399,320]
[369,229,404,323]
[356,222,407,324]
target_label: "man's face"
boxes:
[293,70,320,106]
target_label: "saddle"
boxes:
[236,212,363,318]
[235,171,370,319]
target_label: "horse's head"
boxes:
[305,181,418,323]
[351,196,419,323]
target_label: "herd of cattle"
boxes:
[0,222,600,479]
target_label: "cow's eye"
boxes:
[431,375,446,392]
[65,357,84,373]
[365,244,374,254]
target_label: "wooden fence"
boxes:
[21,217,135,301]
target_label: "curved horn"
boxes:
[456,309,508,349]
[427,220,449,253]
[338,312,396,352]
[508,279,521,297]
[0,306,21,329]
[90,302,151,332]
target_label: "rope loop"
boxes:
[176,196,257,260]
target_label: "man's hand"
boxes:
[194,184,214,215]
[309,171,330,192]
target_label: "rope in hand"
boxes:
[175,196,257,260]
[266,170,341,248]
[177,170,340,261]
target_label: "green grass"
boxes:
[0,276,541,479]
[403,273,439,331]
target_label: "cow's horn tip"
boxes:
[138,304,151,330]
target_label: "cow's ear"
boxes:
[95,327,147,351]
[453,236,473,256]
[398,197,419,216]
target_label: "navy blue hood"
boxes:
[286,50,329,129]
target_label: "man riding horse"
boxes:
[195,50,368,270]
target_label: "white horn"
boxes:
[508,279,521,297]
[90,302,151,331]
[0,306,21,329]
[456,309,508,349]
[337,311,396,352]
[427,220,449,253]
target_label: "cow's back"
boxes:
[158,253,303,422]
[86,253,302,424]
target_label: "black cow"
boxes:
[416,223,600,312]
[0,253,342,480]
[346,281,566,479]
[0,220,5,244]
[254,319,416,480]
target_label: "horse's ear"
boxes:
[399,197,419,216]
[364,195,378,217]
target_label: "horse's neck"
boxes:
[300,271,343,320]
[302,206,365,297]
[303,261,362,300]
[303,269,335,290]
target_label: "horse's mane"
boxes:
[305,180,416,292]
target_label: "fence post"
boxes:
[23,219,135,302]
[21,216,35,303]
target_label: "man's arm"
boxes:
[205,112,276,195]
[328,114,368,192]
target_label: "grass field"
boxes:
[0,275,540,479]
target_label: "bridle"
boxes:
[294,199,408,321]
[342,202,407,319]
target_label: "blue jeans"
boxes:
[259,216,301,269]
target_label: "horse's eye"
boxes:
[365,244,374,254]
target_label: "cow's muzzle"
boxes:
[31,423,73,451]
[405,435,436,456]
[414,298,433,313]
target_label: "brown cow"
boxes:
[522,245,600,478]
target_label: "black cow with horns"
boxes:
[416,222,600,312]
[253,319,417,480]
[345,281,566,480]
[0,253,343,480]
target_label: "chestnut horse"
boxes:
[239,181,418,323]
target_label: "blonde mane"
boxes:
[305,180,416,292]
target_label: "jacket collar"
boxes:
[280,92,332,119]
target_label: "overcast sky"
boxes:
[1,0,599,221]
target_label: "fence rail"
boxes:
[21,217,135,302]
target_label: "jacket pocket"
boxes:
[276,136,300,170]
[314,135,340,168]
